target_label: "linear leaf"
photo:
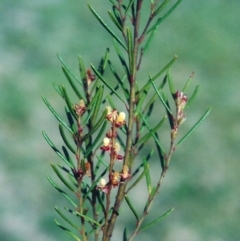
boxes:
[113,39,131,81]
[52,82,64,98]
[91,64,126,104]
[55,207,79,230]
[146,0,183,34]
[51,163,75,192]
[59,124,76,154]
[139,208,174,233]
[182,72,194,92]
[81,109,108,142]
[177,107,211,147]
[143,158,152,194]
[151,80,172,114]
[42,96,73,134]
[61,86,78,121]
[125,195,139,221]
[91,85,104,125]
[108,10,123,31]
[136,116,166,146]
[62,66,84,100]
[78,55,87,85]
[42,131,74,169]
[54,219,81,241]
[57,54,82,85]
[47,176,77,207]
[126,28,134,74]
[167,68,175,95]
[84,121,107,158]
[125,0,135,14]
[65,208,101,226]
[138,112,165,153]
[152,0,170,17]
[88,4,126,51]
[186,85,199,108]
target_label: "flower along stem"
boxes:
[43,1,210,241]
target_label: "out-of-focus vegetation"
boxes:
[0,1,239,241]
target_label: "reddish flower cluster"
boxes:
[171,91,188,139]
[97,107,130,193]
[73,99,86,116]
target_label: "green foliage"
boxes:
[43,1,210,241]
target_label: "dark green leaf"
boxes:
[113,39,131,81]
[125,195,139,221]
[152,0,170,17]
[47,176,77,207]
[146,0,183,34]
[167,68,175,95]
[57,54,82,85]
[91,85,104,125]
[139,208,174,233]
[91,64,126,104]
[136,116,166,146]
[88,4,126,51]
[108,10,123,31]
[59,124,76,154]
[65,208,101,226]
[186,85,199,108]
[62,66,84,100]
[55,207,79,229]
[51,163,75,192]
[143,158,152,194]
[81,109,108,142]
[42,131,74,169]
[177,107,211,147]
[126,28,134,74]
[84,121,107,158]
[42,96,73,134]
[54,219,81,241]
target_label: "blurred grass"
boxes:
[0,0,240,241]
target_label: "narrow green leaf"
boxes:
[88,4,126,51]
[151,55,177,81]
[146,0,183,34]
[167,68,175,95]
[126,28,134,74]
[51,163,75,192]
[125,195,139,221]
[152,0,170,17]
[42,131,74,169]
[131,149,154,177]
[84,121,107,158]
[47,176,77,207]
[78,55,87,84]
[143,158,152,194]
[65,208,101,226]
[140,208,174,233]
[57,54,82,85]
[62,66,84,100]
[177,107,211,146]
[123,227,128,241]
[125,0,135,14]
[81,109,108,142]
[55,207,79,229]
[59,124,76,154]
[138,112,165,153]
[54,219,81,241]
[150,80,172,114]
[52,82,64,98]
[108,10,123,31]
[91,85,104,125]
[61,86,78,120]
[182,72,194,92]
[113,39,130,81]
[186,85,199,108]
[91,64,126,104]
[42,96,73,134]
[136,116,166,146]
[108,60,129,100]
[154,132,165,169]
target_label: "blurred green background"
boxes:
[1,0,239,241]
